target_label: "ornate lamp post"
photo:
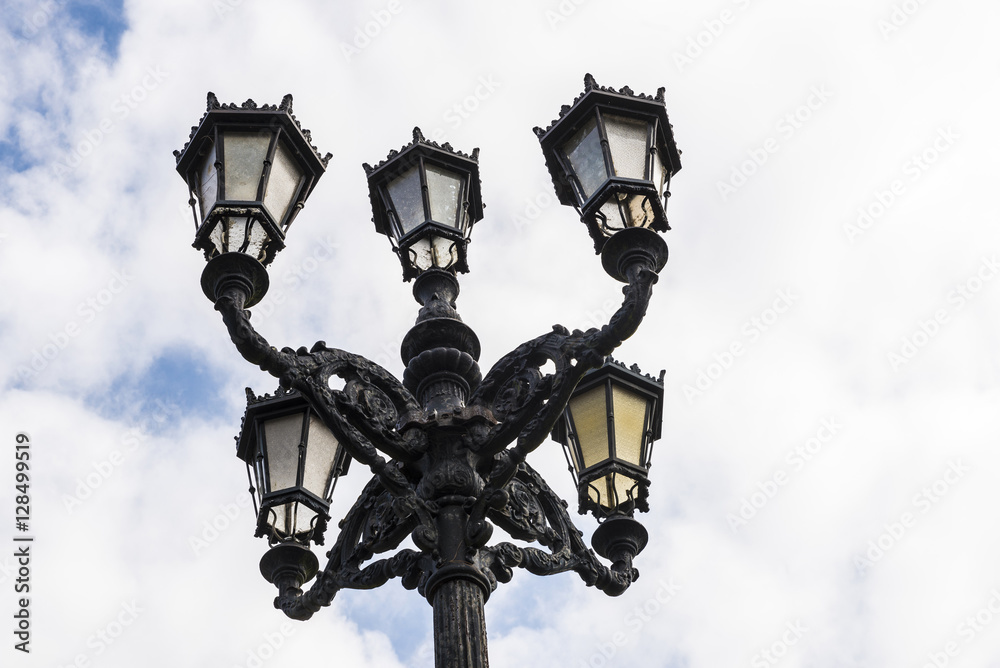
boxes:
[175,74,680,668]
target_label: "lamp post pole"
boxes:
[175,75,680,668]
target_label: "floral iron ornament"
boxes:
[176,76,679,668]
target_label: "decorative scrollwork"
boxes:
[481,463,637,597]
[344,378,398,434]
[490,472,553,545]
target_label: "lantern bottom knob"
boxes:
[600,227,668,283]
[201,252,270,307]
[259,542,319,586]
[592,516,649,563]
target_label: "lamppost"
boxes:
[174,74,680,668]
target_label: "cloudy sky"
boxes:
[1,0,998,666]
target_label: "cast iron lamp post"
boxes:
[174,74,680,668]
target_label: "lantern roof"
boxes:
[173,92,331,179]
[236,386,308,463]
[533,74,682,209]
[363,126,484,240]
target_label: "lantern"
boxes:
[534,74,681,254]
[364,127,484,281]
[236,387,350,546]
[175,93,330,305]
[552,358,664,519]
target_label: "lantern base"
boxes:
[592,516,649,563]
[259,542,319,586]
[201,252,269,307]
[600,227,668,283]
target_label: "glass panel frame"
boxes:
[386,165,427,236]
[567,383,611,470]
[221,131,272,202]
[262,412,306,493]
[604,113,651,181]
[302,414,340,501]
[263,138,305,227]
[561,116,608,201]
[610,384,650,468]
[425,163,464,230]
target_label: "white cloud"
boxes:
[1,0,999,665]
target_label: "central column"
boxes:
[400,268,492,667]
[425,504,491,668]
[431,577,489,668]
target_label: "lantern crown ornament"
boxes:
[174,93,331,306]
[364,127,484,281]
[534,74,682,253]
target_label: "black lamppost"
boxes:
[174,74,680,668]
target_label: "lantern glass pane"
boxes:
[564,421,582,472]
[568,385,610,469]
[263,139,304,228]
[387,166,426,235]
[263,413,305,492]
[219,216,268,261]
[268,501,318,540]
[588,472,639,511]
[597,194,655,234]
[252,457,265,507]
[197,142,218,220]
[408,234,458,272]
[208,219,225,257]
[562,117,606,200]
[302,415,340,500]
[605,114,650,180]
[651,148,667,195]
[222,131,270,201]
[611,385,649,467]
[425,164,463,229]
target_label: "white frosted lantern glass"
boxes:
[387,166,426,234]
[568,385,610,469]
[208,220,225,256]
[263,139,304,226]
[268,502,316,540]
[431,235,458,269]
[562,117,606,200]
[611,386,649,467]
[605,114,649,180]
[292,503,318,537]
[263,413,305,491]
[408,237,433,272]
[302,415,339,499]
[598,194,654,233]
[223,132,270,201]
[244,220,268,261]
[651,150,666,195]
[408,235,457,272]
[198,142,218,219]
[425,164,462,228]
[226,217,247,254]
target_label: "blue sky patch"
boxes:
[67,0,127,59]
[94,349,227,430]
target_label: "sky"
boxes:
[0,0,998,666]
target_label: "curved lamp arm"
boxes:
[270,472,436,620]
[481,463,637,597]
[215,287,425,482]
[470,254,661,472]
